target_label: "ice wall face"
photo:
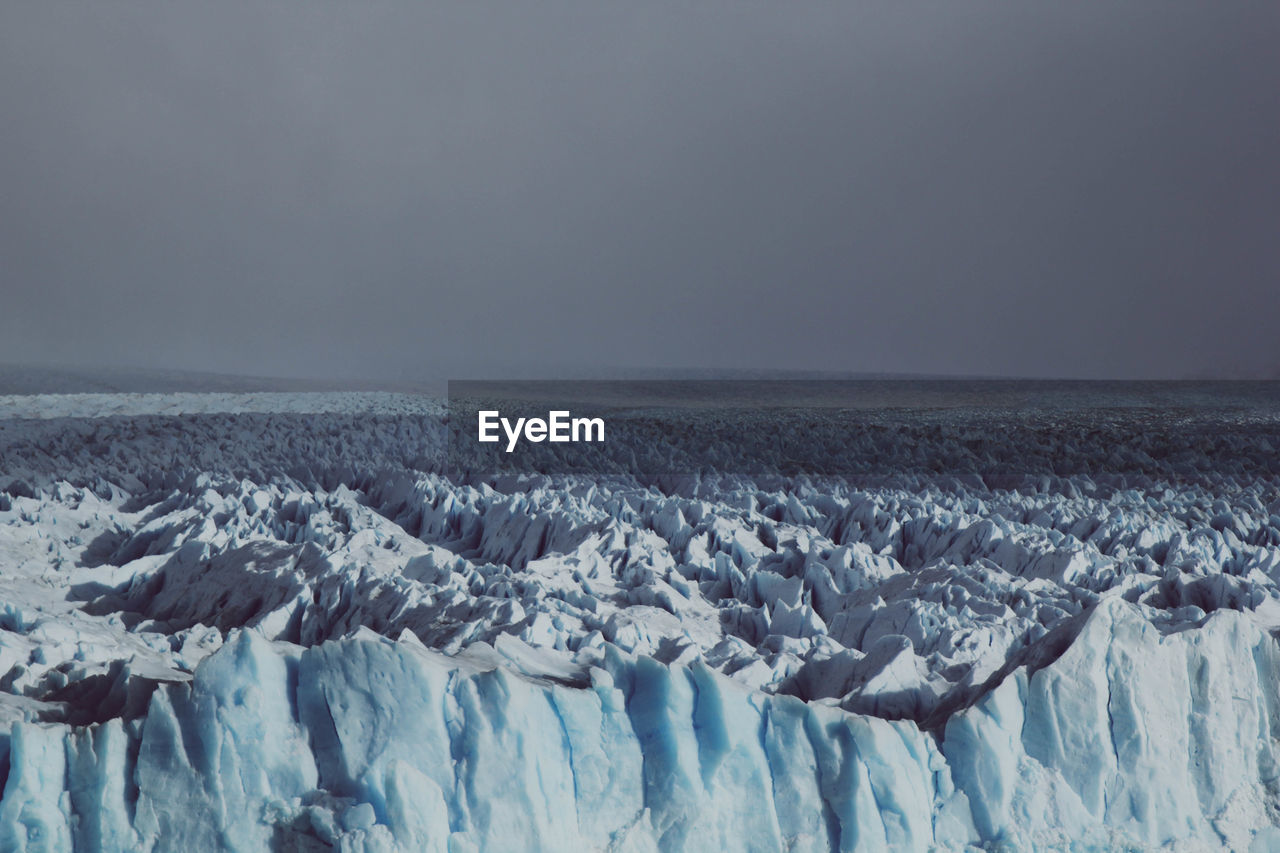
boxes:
[945,598,1280,851]
[6,601,1280,852]
[1,629,974,852]
[4,393,1280,851]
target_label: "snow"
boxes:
[0,391,439,420]
[2,388,1280,850]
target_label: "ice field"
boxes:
[2,386,1280,851]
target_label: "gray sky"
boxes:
[2,2,1277,381]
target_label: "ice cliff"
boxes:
[6,601,1280,851]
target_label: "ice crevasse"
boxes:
[2,597,1280,852]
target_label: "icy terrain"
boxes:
[3,389,1280,850]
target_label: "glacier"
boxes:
[3,389,1280,850]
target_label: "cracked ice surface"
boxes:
[3,391,1280,850]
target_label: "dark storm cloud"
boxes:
[1,2,1277,381]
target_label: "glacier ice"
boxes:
[3,391,1280,850]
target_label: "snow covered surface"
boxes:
[0,392,439,420]
[3,387,1280,850]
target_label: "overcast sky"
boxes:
[2,2,1277,381]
